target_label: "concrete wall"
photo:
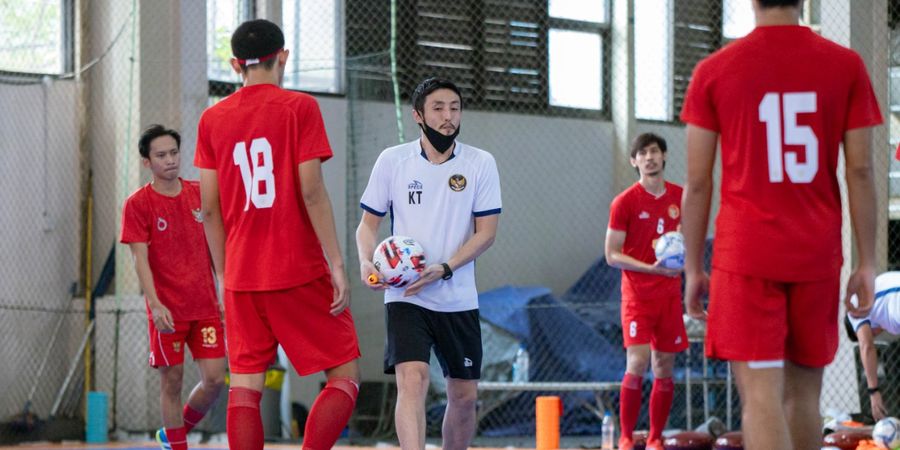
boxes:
[0,79,82,414]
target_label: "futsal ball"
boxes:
[873,417,900,449]
[373,235,426,288]
[654,231,685,270]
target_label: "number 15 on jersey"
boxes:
[759,92,819,184]
[233,138,276,211]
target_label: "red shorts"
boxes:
[707,268,840,367]
[148,316,225,368]
[225,275,360,374]
[621,295,688,353]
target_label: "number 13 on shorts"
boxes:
[233,137,276,210]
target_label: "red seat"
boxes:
[633,430,648,450]
[822,429,872,450]
[713,431,742,450]
[663,431,714,450]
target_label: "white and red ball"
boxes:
[373,235,426,288]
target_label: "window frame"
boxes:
[633,0,675,122]
[206,0,255,84]
[344,0,610,119]
[207,0,348,97]
[281,0,346,94]
[635,0,723,124]
[546,16,611,118]
[0,0,75,77]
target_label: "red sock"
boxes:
[226,387,263,450]
[648,377,674,442]
[164,427,187,450]
[302,377,359,450]
[182,405,205,433]
[620,373,643,440]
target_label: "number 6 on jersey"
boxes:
[233,138,276,210]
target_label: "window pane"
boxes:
[723,0,754,39]
[635,0,672,121]
[549,29,601,110]
[207,0,253,82]
[549,0,607,24]
[0,0,64,73]
[282,0,341,93]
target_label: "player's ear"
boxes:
[412,108,423,124]
[141,157,150,169]
[230,58,243,76]
[278,49,289,65]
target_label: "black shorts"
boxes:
[384,302,482,380]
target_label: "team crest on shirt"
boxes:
[668,204,680,219]
[157,217,168,231]
[192,208,203,223]
[638,211,650,219]
[448,174,467,192]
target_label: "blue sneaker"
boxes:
[155,428,172,450]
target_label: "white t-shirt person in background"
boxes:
[356,77,501,450]
[846,271,900,420]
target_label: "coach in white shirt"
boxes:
[845,271,900,420]
[356,77,501,450]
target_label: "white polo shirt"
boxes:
[360,140,502,312]
[848,272,900,335]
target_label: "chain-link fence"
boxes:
[343,0,898,445]
[2,0,900,446]
[1,0,231,443]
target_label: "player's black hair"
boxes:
[757,0,802,7]
[231,19,285,71]
[844,315,859,343]
[411,78,463,113]
[630,132,668,159]
[138,124,181,159]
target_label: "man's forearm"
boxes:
[846,165,877,270]
[446,229,495,270]
[129,245,162,305]
[861,342,880,389]
[681,181,712,275]
[304,190,344,268]
[202,214,227,278]
[356,222,378,264]
[607,251,658,274]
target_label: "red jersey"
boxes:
[120,179,219,321]
[608,181,683,302]
[194,84,333,291]
[681,26,882,282]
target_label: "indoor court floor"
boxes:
[0,442,551,450]
[0,446,526,450]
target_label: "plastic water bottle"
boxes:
[512,344,529,382]
[601,411,615,449]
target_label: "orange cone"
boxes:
[536,396,563,450]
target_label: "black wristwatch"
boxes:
[441,262,453,280]
[868,386,880,395]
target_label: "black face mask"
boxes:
[419,121,460,154]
